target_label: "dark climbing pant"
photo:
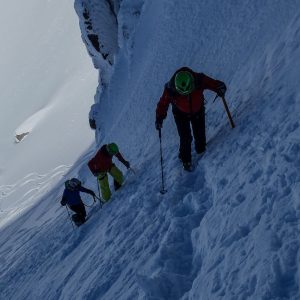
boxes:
[69,202,86,219]
[173,105,206,163]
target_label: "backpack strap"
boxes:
[194,73,205,90]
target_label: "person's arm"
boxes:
[199,73,227,97]
[115,152,130,169]
[155,88,171,129]
[79,186,96,197]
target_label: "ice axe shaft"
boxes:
[215,95,235,128]
[221,96,235,128]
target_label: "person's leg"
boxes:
[69,203,86,217]
[98,173,111,202]
[173,108,192,163]
[109,164,124,191]
[191,105,206,153]
[69,202,86,223]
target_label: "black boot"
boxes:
[182,161,192,171]
[72,214,86,226]
[195,144,206,154]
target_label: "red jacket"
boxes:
[156,67,224,120]
[88,145,127,174]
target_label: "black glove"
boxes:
[155,119,163,130]
[60,199,66,206]
[217,82,227,97]
[123,160,130,169]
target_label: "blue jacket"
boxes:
[61,186,94,206]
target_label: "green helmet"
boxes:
[174,71,195,95]
[106,143,119,155]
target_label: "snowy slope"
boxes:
[0,1,97,225]
[1,1,300,300]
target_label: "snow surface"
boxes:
[1,1,300,299]
[0,1,97,225]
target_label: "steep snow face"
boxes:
[97,0,300,160]
[184,12,300,299]
[74,0,145,142]
[93,2,300,298]
[1,1,300,300]
[0,1,96,224]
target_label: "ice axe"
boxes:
[213,95,235,128]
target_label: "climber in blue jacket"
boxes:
[60,178,96,225]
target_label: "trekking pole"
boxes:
[158,128,167,194]
[96,177,101,198]
[220,96,235,128]
[95,195,103,208]
[95,179,103,208]
[66,206,75,232]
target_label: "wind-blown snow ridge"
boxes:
[0,165,71,227]
[1,1,300,300]
[0,0,96,185]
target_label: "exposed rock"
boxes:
[15,132,29,143]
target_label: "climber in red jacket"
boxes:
[88,143,130,201]
[156,67,227,170]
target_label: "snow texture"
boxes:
[0,0,96,236]
[1,1,300,300]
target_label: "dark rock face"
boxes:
[15,132,30,143]
[74,0,120,68]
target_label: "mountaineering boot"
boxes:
[182,162,192,171]
[72,213,86,226]
[195,143,206,154]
